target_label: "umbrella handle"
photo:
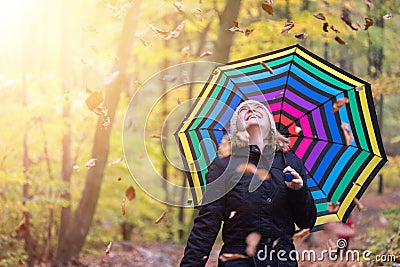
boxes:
[281,150,294,182]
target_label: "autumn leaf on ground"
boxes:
[328,202,340,213]
[323,221,357,238]
[378,214,389,227]
[281,20,295,34]
[292,228,310,240]
[147,23,169,35]
[323,22,329,32]
[125,186,136,201]
[246,232,261,256]
[229,211,237,219]
[109,157,123,166]
[341,16,358,31]
[364,17,374,30]
[333,97,349,113]
[165,21,186,40]
[173,1,185,13]
[295,33,308,40]
[105,241,113,255]
[260,62,274,74]
[15,214,27,238]
[219,253,247,262]
[353,198,365,211]
[181,46,190,63]
[85,87,103,111]
[85,158,97,169]
[199,51,213,58]
[382,13,392,20]
[18,259,24,266]
[155,210,168,224]
[341,122,354,146]
[121,199,126,216]
[228,21,244,33]
[244,28,254,37]
[261,2,273,16]
[313,13,326,20]
[335,36,346,45]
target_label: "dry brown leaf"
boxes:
[323,221,357,238]
[261,2,274,16]
[341,122,354,146]
[109,157,123,166]
[147,23,169,35]
[323,22,329,32]
[236,163,257,175]
[328,202,340,213]
[293,228,310,240]
[125,186,136,201]
[135,80,142,89]
[281,20,295,34]
[246,232,261,256]
[295,33,308,40]
[117,177,122,181]
[18,259,24,266]
[151,134,162,139]
[199,50,213,58]
[333,97,349,113]
[177,97,182,105]
[121,199,126,216]
[260,62,274,74]
[165,21,186,40]
[229,211,237,219]
[228,21,245,33]
[313,13,326,20]
[15,214,27,238]
[85,158,97,169]
[173,1,185,13]
[353,198,365,211]
[382,13,392,20]
[334,36,346,45]
[330,25,340,33]
[85,88,103,111]
[341,16,358,31]
[364,17,374,30]
[353,181,362,187]
[139,38,150,47]
[105,241,113,255]
[244,28,254,37]
[219,253,247,262]
[155,210,168,224]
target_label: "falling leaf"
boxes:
[18,259,24,266]
[246,232,261,256]
[219,253,247,262]
[73,165,80,172]
[272,238,280,248]
[323,22,329,32]
[85,158,97,169]
[353,181,362,187]
[293,228,310,240]
[260,62,274,74]
[173,1,185,13]
[228,21,244,33]
[117,177,122,181]
[147,23,169,35]
[364,0,372,8]
[378,214,389,227]
[236,163,257,175]
[328,202,340,213]
[151,134,163,139]
[281,20,295,34]
[105,241,113,255]
[334,36,346,45]
[330,25,340,33]
[313,13,326,20]
[104,71,120,85]
[135,80,142,89]
[323,221,357,238]
[139,38,150,47]
[295,33,308,40]
[85,88,103,111]
[333,97,349,113]
[196,7,202,12]
[229,211,237,219]
[364,17,374,30]
[15,214,27,237]
[382,13,392,20]
[160,74,178,83]
[199,51,213,58]
[261,2,274,16]
[90,44,98,53]
[341,16,358,31]
[165,21,186,40]
[121,199,126,216]
[155,210,168,224]
[353,198,365,211]
[125,186,136,200]
[176,97,182,105]
[244,28,254,37]
[109,157,123,166]
[341,122,354,146]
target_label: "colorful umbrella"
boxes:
[175,44,387,230]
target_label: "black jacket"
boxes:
[180,146,317,267]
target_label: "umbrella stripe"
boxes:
[230,53,294,75]
[347,90,370,151]
[337,156,383,219]
[315,214,340,226]
[287,75,330,103]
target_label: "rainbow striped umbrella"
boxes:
[175,44,387,230]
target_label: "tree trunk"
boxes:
[212,0,242,63]
[55,2,142,264]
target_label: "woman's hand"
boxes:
[283,166,303,190]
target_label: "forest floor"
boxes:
[80,188,400,267]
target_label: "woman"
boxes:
[180,100,317,266]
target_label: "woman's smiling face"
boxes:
[237,103,271,134]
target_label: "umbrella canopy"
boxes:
[175,44,387,230]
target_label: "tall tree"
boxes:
[55,1,142,263]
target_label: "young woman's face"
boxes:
[237,103,271,134]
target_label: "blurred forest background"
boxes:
[0,0,399,266]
